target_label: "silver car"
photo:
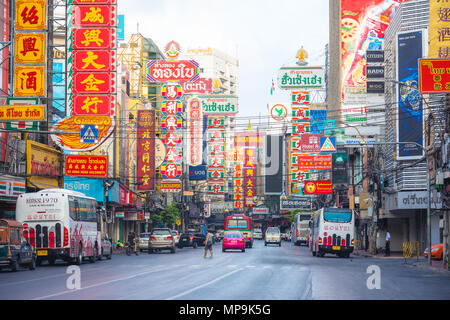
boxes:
[265,227,281,246]
[139,233,151,252]
[148,228,176,253]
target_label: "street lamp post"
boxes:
[359,141,431,265]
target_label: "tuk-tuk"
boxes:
[0,219,36,272]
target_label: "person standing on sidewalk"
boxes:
[203,230,214,258]
[385,230,391,256]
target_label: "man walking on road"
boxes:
[204,230,213,258]
[385,230,391,256]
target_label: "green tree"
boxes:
[161,202,180,227]
[288,209,309,224]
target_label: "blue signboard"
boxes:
[80,125,99,143]
[310,110,327,134]
[396,30,424,160]
[319,136,337,153]
[189,165,207,181]
[117,15,125,41]
[64,177,104,202]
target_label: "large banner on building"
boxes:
[396,30,425,160]
[341,0,402,103]
[429,0,450,58]
[264,135,283,195]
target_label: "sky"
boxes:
[118,0,329,126]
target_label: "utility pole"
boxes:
[359,141,432,265]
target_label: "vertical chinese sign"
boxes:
[232,148,244,210]
[10,0,47,129]
[51,0,118,151]
[137,110,155,191]
[429,0,450,58]
[243,146,257,208]
[290,91,310,195]
[187,97,203,166]
[207,116,226,198]
[161,83,183,192]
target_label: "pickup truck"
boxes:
[0,219,36,272]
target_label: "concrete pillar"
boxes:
[431,214,440,246]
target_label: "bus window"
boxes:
[69,196,78,220]
[226,219,248,229]
[323,210,352,223]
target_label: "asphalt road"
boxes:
[0,239,449,300]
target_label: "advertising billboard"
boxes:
[264,135,283,195]
[396,30,425,160]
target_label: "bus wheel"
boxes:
[312,250,316,256]
[48,258,55,266]
[75,247,82,265]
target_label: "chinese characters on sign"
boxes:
[65,155,108,177]
[137,110,155,191]
[429,0,450,58]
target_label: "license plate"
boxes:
[332,246,340,251]
[231,240,236,243]
[37,250,47,256]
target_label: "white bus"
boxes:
[309,208,355,258]
[16,189,101,266]
[291,212,311,246]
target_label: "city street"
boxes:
[1,239,449,300]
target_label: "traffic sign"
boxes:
[319,136,337,153]
[80,125,99,143]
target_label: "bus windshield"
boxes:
[323,209,352,223]
[226,219,248,229]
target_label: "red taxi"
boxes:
[222,231,245,252]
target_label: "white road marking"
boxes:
[246,265,256,268]
[31,265,175,300]
[165,267,245,300]
[227,264,238,268]
[263,265,272,269]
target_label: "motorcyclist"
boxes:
[127,231,138,255]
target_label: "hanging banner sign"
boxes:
[14,66,46,97]
[161,163,182,179]
[137,110,155,191]
[161,115,182,130]
[161,83,183,99]
[72,50,117,72]
[419,59,450,93]
[72,72,116,94]
[72,94,114,116]
[187,98,203,165]
[72,27,117,49]
[182,78,212,94]
[291,91,310,105]
[291,154,332,170]
[0,105,46,121]
[200,95,239,115]
[72,5,117,27]
[146,60,200,82]
[15,0,47,30]
[277,66,324,89]
[161,100,182,115]
[160,179,182,192]
[65,155,108,177]
[14,32,46,64]
[304,181,332,195]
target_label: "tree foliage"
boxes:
[152,203,181,227]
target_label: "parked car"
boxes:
[148,228,176,254]
[99,236,112,260]
[222,231,245,252]
[214,230,224,242]
[178,233,198,249]
[139,233,151,252]
[424,243,443,260]
[171,230,180,245]
[253,228,263,240]
[265,227,281,246]
[195,233,207,246]
[0,219,36,272]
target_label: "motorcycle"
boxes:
[126,240,139,256]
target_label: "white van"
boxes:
[253,228,263,240]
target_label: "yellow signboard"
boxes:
[0,105,45,121]
[14,66,45,97]
[26,140,62,189]
[15,32,46,64]
[429,0,450,58]
[15,0,47,30]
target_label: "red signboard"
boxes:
[161,100,182,115]
[304,181,333,195]
[65,155,108,177]
[292,154,332,171]
[72,27,116,49]
[234,132,264,147]
[161,131,181,147]
[161,163,182,179]
[137,110,155,191]
[73,50,117,72]
[300,134,324,153]
[182,78,212,94]
[72,0,117,4]
[146,60,200,83]
[72,72,116,94]
[419,59,450,93]
[72,94,114,116]
[161,115,182,131]
[73,5,117,27]
[161,179,182,192]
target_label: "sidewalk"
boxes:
[352,249,404,259]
